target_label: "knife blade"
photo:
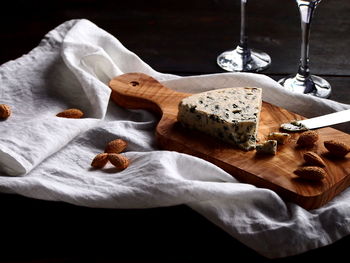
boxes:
[281,109,350,131]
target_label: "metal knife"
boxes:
[281,109,350,131]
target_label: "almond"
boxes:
[91,153,109,168]
[0,104,11,119]
[108,153,129,170]
[294,166,326,181]
[324,140,350,157]
[56,108,84,118]
[297,131,319,147]
[303,151,326,167]
[105,139,128,154]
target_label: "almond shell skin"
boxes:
[324,140,350,157]
[0,104,11,119]
[105,139,128,154]
[91,153,109,168]
[303,152,326,167]
[56,108,84,119]
[294,166,326,181]
[108,153,129,170]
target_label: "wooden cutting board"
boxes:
[109,72,350,210]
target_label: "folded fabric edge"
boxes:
[0,145,28,176]
[187,200,350,259]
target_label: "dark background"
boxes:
[1,0,350,104]
[0,0,350,262]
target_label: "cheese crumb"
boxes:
[267,132,290,145]
[256,140,277,155]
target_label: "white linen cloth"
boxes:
[0,19,350,258]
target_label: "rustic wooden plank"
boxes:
[1,0,348,104]
[1,0,350,77]
[0,0,349,260]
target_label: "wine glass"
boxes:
[278,0,331,98]
[217,0,271,72]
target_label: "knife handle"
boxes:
[301,109,350,129]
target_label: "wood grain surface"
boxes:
[110,73,350,210]
[1,1,350,260]
[2,0,350,106]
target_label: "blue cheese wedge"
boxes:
[177,87,262,151]
[256,140,278,155]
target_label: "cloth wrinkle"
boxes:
[0,18,350,259]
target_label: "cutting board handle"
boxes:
[109,73,189,117]
[108,72,350,210]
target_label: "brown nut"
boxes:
[324,140,350,157]
[297,131,319,147]
[108,153,129,170]
[91,153,109,168]
[105,139,128,154]
[0,104,11,119]
[294,166,326,181]
[56,108,84,118]
[303,151,326,167]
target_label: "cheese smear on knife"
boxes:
[177,87,262,151]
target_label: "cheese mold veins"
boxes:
[177,87,262,151]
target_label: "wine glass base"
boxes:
[217,46,271,72]
[278,74,331,99]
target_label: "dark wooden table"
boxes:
[1,0,349,262]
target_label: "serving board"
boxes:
[109,73,350,210]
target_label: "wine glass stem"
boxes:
[299,19,311,77]
[239,0,248,49]
[297,1,318,79]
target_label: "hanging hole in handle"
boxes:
[129,81,140,87]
